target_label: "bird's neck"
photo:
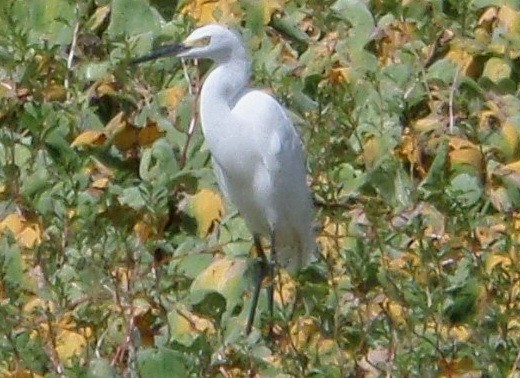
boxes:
[200,58,250,127]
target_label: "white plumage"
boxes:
[134,24,316,332]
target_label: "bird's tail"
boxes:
[277,231,318,274]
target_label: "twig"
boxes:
[180,59,202,168]
[44,304,64,375]
[508,349,520,378]
[65,4,80,99]
[181,59,193,96]
[448,67,460,134]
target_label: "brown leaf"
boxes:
[138,121,165,147]
[113,123,139,151]
[43,82,67,102]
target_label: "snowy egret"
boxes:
[133,24,316,334]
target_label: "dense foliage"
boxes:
[0,0,519,376]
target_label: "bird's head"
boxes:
[132,24,247,65]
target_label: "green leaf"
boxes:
[190,291,227,324]
[332,0,374,50]
[118,186,146,210]
[335,163,366,197]
[13,0,75,45]
[137,348,187,378]
[420,138,449,189]
[107,0,163,38]
[190,257,248,314]
[1,240,25,288]
[448,173,483,207]
[139,138,179,184]
[86,358,117,378]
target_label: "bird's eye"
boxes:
[189,36,211,48]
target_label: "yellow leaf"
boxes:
[95,75,119,96]
[181,0,241,24]
[482,57,511,83]
[498,5,520,33]
[91,177,110,189]
[476,222,505,248]
[502,121,519,157]
[493,160,520,188]
[399,134,430,176]
[439,356,475,377]
[489,186,513,212]
[317,216,347,261]
[262,0,285,24]
[2,367,42,378]
[449,325,472,342]
[362,136,383,169]
[511,281,520,303]
[87,5,111,31]
[138,122,165,147]
[503,160,520,172]
[157,86,186,109]
[383,298,407,326]
[23,296,47,315]
[191,257,247,294]
[476,7,498,42]
[448,137,483,171]
[133,299,156,346]
[55,329,87,362]
[0,213,42,248]
[413,115,442,133]
[377,21,416,66]
[17,225,42,249]
[478,7,498,31]
[0,213,26,235]
[44,83,67,102]
[113,267,132,289]
[190,188,225,237]
[326,66,351,85]
[445,43,477,76]
[133,219,155,243]
[171,307,215,335]
[104,111,126,135]
[486,253,512,274]
[71,130,106,147]
[273,270,296,307]
[289,316,319,349]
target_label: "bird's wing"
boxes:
[232,89,306,174]
[212,157,230,198]
[231,89,316,272]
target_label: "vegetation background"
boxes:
[0,0,519,376]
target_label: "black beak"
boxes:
[131,43,189,65]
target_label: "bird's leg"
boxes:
[267,231,276,331]
[245,235,268,334]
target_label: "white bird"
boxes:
[133,24,316,333]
